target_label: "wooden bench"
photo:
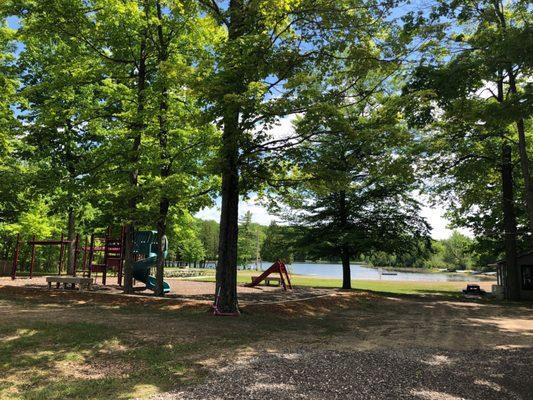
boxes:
[251,276,281,286]
[46,276,93,291]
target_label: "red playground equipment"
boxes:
[246,260,292,290]
[10,227,125,285]
[81,227,125,285]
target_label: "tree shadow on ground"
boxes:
[0,321,206,400]
[0,285,532,399]
[168,347,533,400]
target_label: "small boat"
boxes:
[381,272,398,276]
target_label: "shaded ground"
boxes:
[0,280,530,399]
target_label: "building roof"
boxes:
[494,250,533,265]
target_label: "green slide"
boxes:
[132,231,170,293]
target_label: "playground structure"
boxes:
[81,227,126,285]
[131,231,170,293]
[9,229,170,293]
[10,233,73,280]
[246,260,292,290]
[10,228,124,283]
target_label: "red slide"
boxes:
[246,260,292,290]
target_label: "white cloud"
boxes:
[195,195,278,225]
[420,204,472,240]
[195,203,221,221]
[254,114,298,143]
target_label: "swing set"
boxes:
[10,227,126,285]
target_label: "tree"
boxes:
[14,9,109,274]
[260,222,294,264]
[0,14,23,256]
[0,16,17,161]
[441,231,474,270]
[139,0,219,295]
[199,0,410,312]
[6,0,219,295]
[168,211,206,264]
[404,0,532,299]
[439,0,533,234]
[272,99,430,289]
[197,219,219,261]
[237,211,256,267]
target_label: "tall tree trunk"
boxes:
[341,247,351,290]
[495,68,520,300]
[123,23,147,294]
[338,190,351,289]
[65,122,77,276]
[154,0,170,297]
[508,69,533,234]
[215,107,240,313]
[493,0,533,235]
[67,208,76,275]
[214,0,245,314]
[515,118,533,234]
[123,224,135,293]
[501,144,520,300]
[155,198,169,296]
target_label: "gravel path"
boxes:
[152,348,532,400]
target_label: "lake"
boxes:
[254,262,495,282]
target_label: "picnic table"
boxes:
[251,276,281,286]
[46,276,93,291]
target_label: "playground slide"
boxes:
[132,254,171,293]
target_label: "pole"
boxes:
[81,236,88,277]
[58,233,65,275]
[87,234,95,279]
[11,234,20,280]
[72,234,80,276]
[29,235,36,279]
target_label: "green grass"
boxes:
[0,320,205,400]
[190,269,476,296]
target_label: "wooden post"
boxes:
[11,234,21,280]
[102,228,110,286]
[72,234,80,276]
[118,226,125,286]
[58,233,65,276]
[81,236,88,277]
[87,234,95,279]
[29,235,36,279]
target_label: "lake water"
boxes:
[254,262,495,282]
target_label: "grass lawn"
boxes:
[190,269,483,296]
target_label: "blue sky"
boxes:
[7,16,19,29]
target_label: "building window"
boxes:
[522,265,533,291]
